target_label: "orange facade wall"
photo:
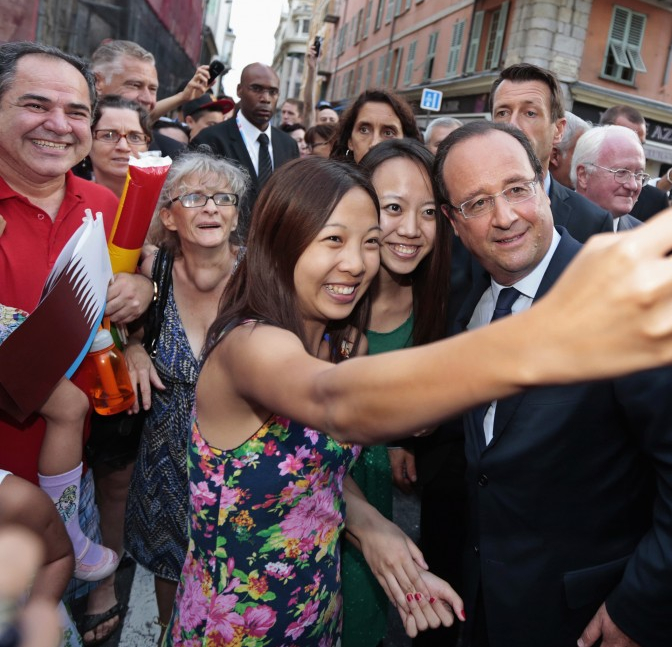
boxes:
[580,0,672,105]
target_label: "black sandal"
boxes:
[78,601,127,646]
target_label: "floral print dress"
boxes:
[165,413,361,647]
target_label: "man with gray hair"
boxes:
[91,39,211,121]
[572,125,647,230]
[424,116,463,155]
[549,111,590,189]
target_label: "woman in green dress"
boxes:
[341,139,451,646]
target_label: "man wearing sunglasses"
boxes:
[434,120,672,647]
[192,62,299,239]
[572,125,647,231]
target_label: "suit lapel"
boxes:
[488,229,582,450]
[227,120,258,184]
[270,127,285,167]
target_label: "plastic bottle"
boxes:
[87,329,136,415]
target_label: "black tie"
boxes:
[472,287,521,449]
[257,132,273,188]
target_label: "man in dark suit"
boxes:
[572,125,646,231]
[599,105,669,223]
[192,62,299,238]
[490,63,613,241]
[413,66,614,647]
[434,120,672,647]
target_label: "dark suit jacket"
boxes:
[191,117,299,238]
[616,213,642,230]
[630,183,669,222]
[455,228,672,647]
[549,177,613,241]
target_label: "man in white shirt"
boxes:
[192,62,299,239]
[433,119,672,647]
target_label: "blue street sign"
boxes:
[420,88,443,112]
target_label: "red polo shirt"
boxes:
[0,172,118,482]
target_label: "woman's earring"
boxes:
[346,149,351,157]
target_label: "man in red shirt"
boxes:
[0,41,152,481]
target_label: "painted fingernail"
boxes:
[429,597,436,604]
[460,609,467,620]
[406,593,413,602]
[414,593,422,601]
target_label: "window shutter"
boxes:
[404,40,417,85]
[466,11,484,73]
[490,1,509,69]
[447,19,466,77]
[626,13,647,72]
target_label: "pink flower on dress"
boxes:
[178,561,210,632]
[263,439,278,456]
[279,480,307,504]
[304,427,320,445]
[280,489,341,543]
[294,445,312,461]
[219,486,239,510]
[208,593,244,642]
[278,453,304,476]
[243,605,277,637]
[190,480,217,513]
[265,561,295,580]
[285,599,320,640]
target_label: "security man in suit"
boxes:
[572,125,647,231]
[435,119,672,647]
[192,63,299,239]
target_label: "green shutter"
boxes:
[466,11,484,73]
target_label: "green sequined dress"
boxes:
[341,315,414,646]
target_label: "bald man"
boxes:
[192,63,299,238]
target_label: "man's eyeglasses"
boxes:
[451,180,538,219]
[586,163,650,185]
[246,84,279,98]
[169,193,239,208]
[94,130,149,146]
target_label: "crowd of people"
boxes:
[1,36,672,647]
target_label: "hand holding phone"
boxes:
[313,36,323,59]
[207,60,226,86]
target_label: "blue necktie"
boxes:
[472,287,521,449]
[490,287,521,322]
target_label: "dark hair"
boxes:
[360,139,451,345]
[490,63,565,123]
[0,41,96,106]
[600,104,645,127]
[153,116,191,138]
[305,124,337,146]
[331,89,422,160]
[282,97,304,112]
[280,122,306,134]
[206,157,380,361]
[92,94,152,139]
[434,121,543,207]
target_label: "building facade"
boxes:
[307,0,672,173]
[0,0,235,101]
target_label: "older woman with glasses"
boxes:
[123,150,248,644]
[88,95,152,198]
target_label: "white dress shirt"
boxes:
[236,112,274,175]
[467,228,561,444]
